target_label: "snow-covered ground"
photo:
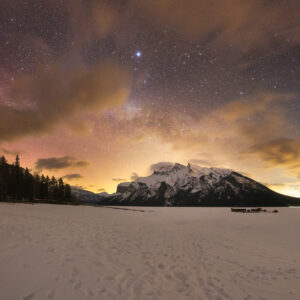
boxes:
[0,203,299,300]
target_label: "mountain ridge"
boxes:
[97,163,300,207]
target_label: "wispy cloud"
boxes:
[63,173,83,181]
[35,156,90,171]
[112,178,127,182]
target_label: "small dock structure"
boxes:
[231,207,278,213]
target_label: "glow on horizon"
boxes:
[270,186,300,198]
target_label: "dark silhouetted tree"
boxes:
[23,168,34,200]
[0,155,74,203]
[0,156,8,201]
[58,178,65,201]
[65,184,71,201]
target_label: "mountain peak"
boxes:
[97,162,300,206]
[152,162,185,175]
[151,162,232,179]
[71,162,300,206]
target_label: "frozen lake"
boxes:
[0,203,299,299]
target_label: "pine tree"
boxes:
[49,176,58,200]
[0,156,7,165]
[14,154,22,200]
[15,154,20,167]
[33,174,41,199]
[45,176,50,199]
[40,174,48,199]
[23,168,33,200]
[58,178,65,201]
[0,155,73,203]
[65,184,71,201]
[0,156,8,201]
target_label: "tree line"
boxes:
[0,155,73,203]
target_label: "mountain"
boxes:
[71,187,104,204]
[101,163,300,206]
[97,192,110,198]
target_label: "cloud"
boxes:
[112,178,127,182]
[244,138,300,171]
[97,188,106,192]
[0,0,136,167]
[75,161,90,168]
[72,185,88,190]
[134,0,300,55]
[189,159,216,167]
[130,172,139,180]
[98,92,299,185]
[112,173,138,182]
[0,147,21,156]
[149,162,174,172]
[0,1,131,142]
[36,157,74,170]
[68,0,123,43]
[209,93,295,147]
[214,93,293,122]
[103,93,293,149]
[35,156,90,171]
[63,173,83,181]
[0,60,130,142]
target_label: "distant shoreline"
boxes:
[1,199,299,208]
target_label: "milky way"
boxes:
[0,0,300,196]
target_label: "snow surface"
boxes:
[1,203,300,299]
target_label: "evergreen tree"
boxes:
[65,184,71,201]
[23,168,33,200]
[0,156,8,201]
[15,154,20,167]
[49,176,58,199]
[40,175,48,199]
[14,154,22,199]
[33,174,41,199]
[0,155,7,166]
[58,178,65,201]
[0,155,73,203]
[45,176,50,199]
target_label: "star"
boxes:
[136,51,142,58]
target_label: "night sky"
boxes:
[0,0,300,196]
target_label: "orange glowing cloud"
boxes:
[0,61,130,142]
[93,92,299,191]
[134,0,300,53]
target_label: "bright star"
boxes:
[136,51,142,57]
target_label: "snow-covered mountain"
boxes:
[71,187,105,204]
[102,163,299,206]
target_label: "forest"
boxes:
[0,155,74,203]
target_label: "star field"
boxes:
[0,0,300,196]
